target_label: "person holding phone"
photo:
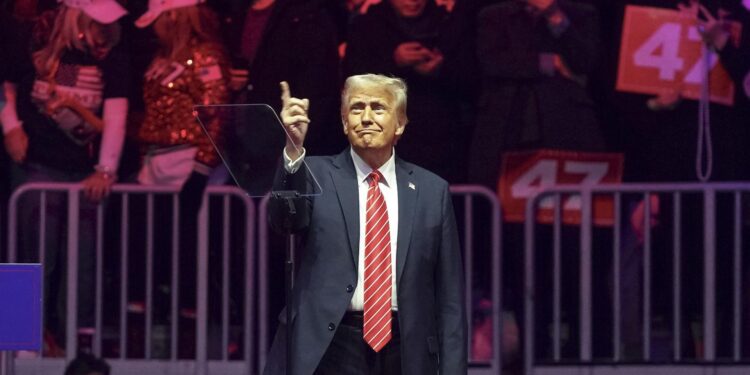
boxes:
[343,0,478,184]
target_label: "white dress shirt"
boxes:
[283,147,399,311]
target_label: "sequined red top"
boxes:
[138,41,229,167]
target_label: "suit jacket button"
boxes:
[328,323,335,331]
[346,285,354,293]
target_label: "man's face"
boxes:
[389,0,427,18]
[343,86,405,154]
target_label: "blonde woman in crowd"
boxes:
[1,0,130,351]
[134,0,229,203]
[134,0,229,356]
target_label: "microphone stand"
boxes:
[271,190,301,374]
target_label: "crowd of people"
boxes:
[1,0,747,195]
[0,0,748,369]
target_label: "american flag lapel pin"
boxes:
[408,182,416,190]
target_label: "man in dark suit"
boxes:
[263,74,467,375]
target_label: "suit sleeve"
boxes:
[436,183,468,374]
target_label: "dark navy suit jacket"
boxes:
[263,149,467,375]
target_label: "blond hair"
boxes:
[153,5,220,60]
[33,6,121,79]
[341,74,408,126]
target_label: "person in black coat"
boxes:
[469,0,609,361]
[469,0,606,188]
[344,0,478,184]
[220,0,343,155]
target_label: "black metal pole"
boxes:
[272,190,300,375]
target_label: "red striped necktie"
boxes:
[363,171,392,352]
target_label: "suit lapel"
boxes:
[330,150,360,269]
[395,158,416,286]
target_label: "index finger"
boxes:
[280,81,291,106]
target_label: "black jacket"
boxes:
[222,0,343,155]
[343,1,478,183]
[469,0,606,187]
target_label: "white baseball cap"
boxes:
[135,0,205,28]
[63,0,128,24]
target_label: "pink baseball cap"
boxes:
[63,0,128,24]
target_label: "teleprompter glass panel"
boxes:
[194,104,322,197]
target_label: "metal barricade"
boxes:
[523,182,750,375]
[6,183,255,375]
[256,184,504,375]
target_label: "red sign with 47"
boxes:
[616,5,740,106]
[498,150,624,226]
